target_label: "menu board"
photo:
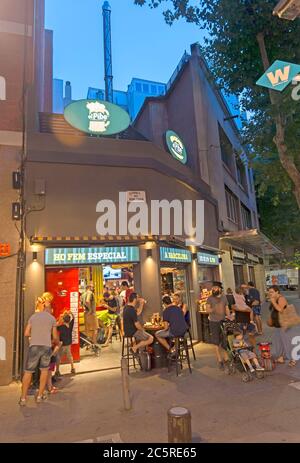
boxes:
[198,285,212,312]
[70,291,79,344]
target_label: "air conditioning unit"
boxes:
[273,0,300,20]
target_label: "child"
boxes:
[48,340,62,394]
[233,331,264,373]
[56,311,76,376]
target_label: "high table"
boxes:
[144,324,168,369]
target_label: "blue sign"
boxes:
[45,247,140,265]
[256,60,300,92]
[197,252,219,266]
[160,247,191,263]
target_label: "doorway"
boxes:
[45,263,135,374]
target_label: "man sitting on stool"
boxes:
[156,296,188,353]
[123,292,153,354]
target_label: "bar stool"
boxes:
[187,328,196,360]
[168,336,192,376]
[121,336,138,374]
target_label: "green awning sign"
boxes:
[197,252,219,266]
[160,247,191,263]
[165,130,187,164]
[64,99,131,135]
[45,246,140,265]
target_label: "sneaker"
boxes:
[18,398,26,407]
[71,368,76,375]
[250,368,255,373]
[255,366,265,371]
[36,392,47,404]
[55,371,62,378]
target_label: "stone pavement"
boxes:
[1,292,300,443]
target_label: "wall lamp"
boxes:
[32,252,38,262]
[146,249,153,258]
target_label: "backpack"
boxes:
[139,350,152,371]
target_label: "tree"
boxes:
[134,0,300,208]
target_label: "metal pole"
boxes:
[121,357,131,411]
[168,407,192,443]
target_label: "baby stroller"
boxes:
[79,332,101,356]
[221,319,264,382]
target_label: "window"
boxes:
[241,204,252,229]
[219,124,233,170]
[143,84,149,93]
[236,156,247,190]
[151,85,157,94]
[135,83,142,92]
[225,186,238,223]
[158,86,165,95]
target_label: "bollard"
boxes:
[168,407,191,443]
[121,357,131,411]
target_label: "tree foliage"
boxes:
[134,0,300,247]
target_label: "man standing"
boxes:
[248,281,263,335]
[156,296,188,352]
[206,283,231,370]
[19,296,58,406]
[81,283,98,345]
[123,293,153,354]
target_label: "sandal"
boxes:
[289,360,297,367]
[48,386,59,394]
[275,357,285,364]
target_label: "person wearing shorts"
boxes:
[19,296,58,406]
[81,283,98,344]
[206,283,231,370]
[248,282,263,335]
[56,312,75,376]
[156,296,188,353]
[123,292,153,354]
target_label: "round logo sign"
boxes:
[165,130,187,164]
[64,99,131,136]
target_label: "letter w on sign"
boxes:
[256,60,300,92]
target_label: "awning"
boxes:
[220,229,282,256]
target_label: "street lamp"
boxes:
[273,0,300,20]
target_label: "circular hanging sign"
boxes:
[165,130,187,164]
[64,99,131,136]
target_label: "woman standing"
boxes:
[269,285,299,367]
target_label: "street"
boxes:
[1,293,300,443]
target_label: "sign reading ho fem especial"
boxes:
[64,99,131,136]
[45,247,140,266]
[160,247,192,263]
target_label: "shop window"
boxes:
[234,264,245,287]
[225,186,238,224]
[248,266,256,285]
[151,85,157,94]
[241,203,252,229]
[135,82,142,92]
[218,123,234,171]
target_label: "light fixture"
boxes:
[146,249,152,258]
[32,252,38,262]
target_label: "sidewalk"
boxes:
[1,292,300,443]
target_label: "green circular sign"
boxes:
[165,130,187,164]
[64,99,131,135]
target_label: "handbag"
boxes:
[279,304,300,331]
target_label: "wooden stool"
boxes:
[187,328,196,360]
[168,336,192,376]
[121,336,138,374]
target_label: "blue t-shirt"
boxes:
[163,305,187,337]
[248,288,261,307]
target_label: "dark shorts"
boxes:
[252,306,261,316]
[25,346,52,373]
[209,321,224,346]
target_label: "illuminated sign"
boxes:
[160,247,191,263]
[165,130,187,164]
[64,99,130,135]
[197,252,219,266]
[45,247,140,265]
